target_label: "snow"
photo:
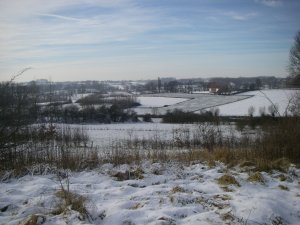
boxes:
[1,162,299,225]
[133,93,249,115]
[109,84,125,90]
[192,91,210,94]
[206,89,299,116]
[137,97,189,107]
[71,93,92,103]
[53,123,240,150]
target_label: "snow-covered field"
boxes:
[3,90,299,225]
[204,89,299,116]
[134,93,249,115]
[1,162,299,225]
[137,97,189,107]
[54,123,239,150]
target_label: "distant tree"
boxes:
[217,85,229,94]
[259,106,266,117]
[268,104,279,117]
[249,83,256,91]
[143,114,152,122]
[145,81,156,92]
[158,77,161,93]
[255,78,262,89]
[165,80,178,92]
[248,106,255,117]
[63,104,79,123]
[288,31,300,86]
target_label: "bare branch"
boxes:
[259,90,281,117]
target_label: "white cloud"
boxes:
[224,11,257,21]
[255,0,282,7]
[0,0,162,63]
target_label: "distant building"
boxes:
[208,83,220,93]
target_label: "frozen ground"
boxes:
[205,89,299,116]
[1,162,299,225]
[54,123,240,150]
[133,93,249,115]
[137,97,189,107]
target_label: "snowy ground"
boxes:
[204,89,299,116]
[137,97,189,107]
[133,93,249,115]
[1,162,299,225]
[54,123,240,150]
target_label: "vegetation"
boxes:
[0,74,299,176]
[247,172,265,184]
[0,80,39,150]
[217,174,240,187]
[53,172,89,219]
[288,30,300,87]
[162,109,220,123]
[40,104,138,123]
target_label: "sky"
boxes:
[0,0,300,82]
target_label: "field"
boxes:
[137,97,189,107]
[1,89,299,225]
[209,89,299,116]
[133,89,299,116]
[134,93,249,115]
[54,122,244,151]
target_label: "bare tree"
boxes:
[158,77,161,93]
[288,91,300,116]
[0,69,38,155]
[248,106,255,117]
[288,31,300,87]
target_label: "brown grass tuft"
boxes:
[23,214,46,225]
[217,174,240,187]
[278,185,289,191]
[248,172,265,184]
[54,190,87,217]
[112,168,144,181]
[171,185,185,193]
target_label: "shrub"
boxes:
[247,172,265,184]
[143,114,152,122]
[162,109,218,123]
[217,174,240,187]
[278,185,289,191]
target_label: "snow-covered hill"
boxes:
[208,89,299,116]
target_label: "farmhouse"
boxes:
[208,83,220,93]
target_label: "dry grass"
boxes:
[171,185,185,193]
[247,172,265,184]
[129,202,144,210]
[255,158,291,172]
[239,160,256,168]
[112,168,144,181]
[53,190,88,218]
[1,116,299,176]
[278,185,289,191]
[23,214,46,225]
[217,174,240,187]
[278,174,287,181]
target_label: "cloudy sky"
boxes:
[0,0,299,82]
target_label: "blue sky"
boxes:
[0,0,299,81]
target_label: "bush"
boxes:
[143,114,152,122]
[217,174,240,187]
[162,109,219,123]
